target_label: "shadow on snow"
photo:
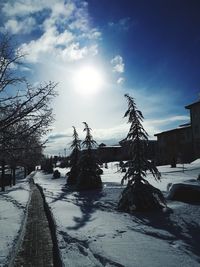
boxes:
[67,189,104,230]
[129,205,200,261]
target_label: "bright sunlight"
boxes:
[72,65,104,95]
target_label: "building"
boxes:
[97,145,126,163]
[185,101,200,159]
[155,100,200,165]
[96,140,157,163]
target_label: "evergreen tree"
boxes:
[118,94,166,212]
[41,157,53,174]
[67,126,81,185]
[76,122,102,190]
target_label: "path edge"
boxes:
[7,172,35,267]
[36,183,63,267]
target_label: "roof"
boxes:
[185,100,200,109]
[179,122,191,127]
[99,143,106,147]
[154,124,191,136]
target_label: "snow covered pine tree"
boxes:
[67,126,81,185]
[76,122,102,190]
[118,94,166,212]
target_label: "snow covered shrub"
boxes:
[171,157,177,168]
[96,167,103,175]
[118,94,166,212]
[41,157,53,174]
[168,183,200,202]
[76,122,102,191]
[121,167,126,173]
[53,170,61,179]
[67,126,81,186]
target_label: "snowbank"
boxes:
[0,176,31,267]
[167,180,200,201]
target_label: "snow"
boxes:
[34,162,200,267]
[0,175,31,267]
[1,162,200,267]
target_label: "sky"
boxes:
[0,0,200,156]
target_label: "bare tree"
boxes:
[0,34,57,132]
[0,34,57,191]
[0,121,46,185]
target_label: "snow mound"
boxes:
[167,181,200,202]
[190,159,200,166]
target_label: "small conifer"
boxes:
[118,94,166,212]
[76,122,102,190]
[67,126,81,185]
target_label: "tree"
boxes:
[76,122,102,190]
[0,34,57,190]
[67,126,81,185]
[0,121,46,186]
[118,94,166,212]
[0,34,57,132]
[41,156,54,174]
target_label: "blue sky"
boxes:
[1,0,200,155]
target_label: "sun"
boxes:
[72,65,104,95]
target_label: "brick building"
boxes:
[185,101,200,159]
[96,140,157,163]
[155,100,200,165]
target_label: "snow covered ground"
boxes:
[34,162,200,267]
[0,172,31,267]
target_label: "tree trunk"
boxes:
[12,167,16,186]
[24,167,27,178]
[1,159,5,192]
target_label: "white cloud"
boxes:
[150,115,190,125]
[4,17,36,34]
[2,0,56,17]
[80,28,102,40]
[60,43,98,61]
[92,115,190,141]
[2,1,101,63]
[48,132,71,140]
[117,77,125,85]
[111,55,125,73]
[19,27,66,62]
[42,1,76,31]
[20,34,98,63]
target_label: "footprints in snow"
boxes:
[1,194,26,210]
[59,230,126,267]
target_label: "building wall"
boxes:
[96,141,157,163]
[190,104,200,158]
[97,146,127,163]
[155,127,193,165]
[155,100,200,165]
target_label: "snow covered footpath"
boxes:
[34,162,200,267]
[0,173,31,267]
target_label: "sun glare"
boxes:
[72,65,104,95]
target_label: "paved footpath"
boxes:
[14,180,54,267]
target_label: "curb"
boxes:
[36,183,63,267]
[7,172,35,267]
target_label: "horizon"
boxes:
[1,0,200,156]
